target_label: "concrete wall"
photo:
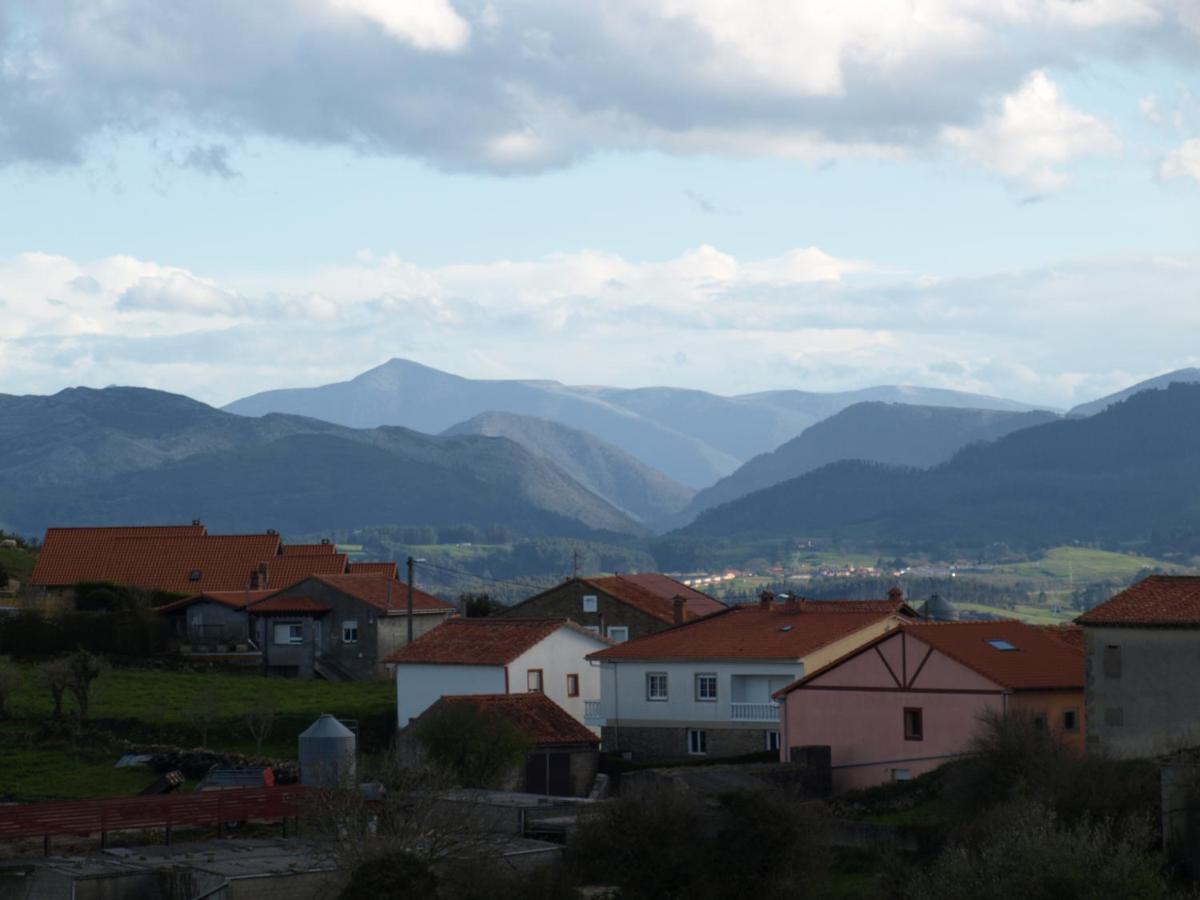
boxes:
[510,627,609,724]
[1084,625,1200,758]
[181,601,249,646]
[395,663,507,727]
[376,611,450,668]
[602,723,773,761]
[501,579,671,640]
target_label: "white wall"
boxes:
[597,660,802,726]
[510,627,609,724]
[395,664,506,727]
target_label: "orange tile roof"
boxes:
[248,595,332,614]
[348,562,399,578]
[582,575,725,623]
[281,543,337,556]
[310,574,455,613]
[31,524,208,587]
[589,602,904,662]
[1076,576,1200,627]
[157,589,274,614]
[386,618,572,665]
[430,694,598,747]
[778,620,1084,696]
[263,554,349,588]
[608,574,723,613]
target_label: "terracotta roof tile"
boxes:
[31,524,208,587]
[430,693,598,747]
[589,601,905,662]
[312,574,454,613]
[348,562,399,578]
[248,595,332,614]
[281,543,337,556]
[157,590,274,614]
[386,618,571,665]
[582,574,725,622]
[1076,576,1200,626]
[263,554,349,588]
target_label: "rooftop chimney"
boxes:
[258,562,269,589]
[759,590,775,610]
[672,596,686,625]
[888,586,904,603]
[249,569,260,590]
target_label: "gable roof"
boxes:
[386,618,602,665]
[281,543,337,556]
[589,600,906,662]
[31,524,208,587]
[1076,575,1200,627]
[263,553,349,587]
[429,693,599,747]
[248,595,332,614]
[585,574,726,622]
[309,574,454,613]
[156,589,274,614]
[777,619,1084,697]
[348,562,399,578]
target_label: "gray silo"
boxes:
[299,714,357,788]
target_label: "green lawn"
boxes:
[953,600,1073,625]
[996,546,1175,581]
[0,547,36,582]
[0,746,159,801]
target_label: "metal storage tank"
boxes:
[299,714,357,788]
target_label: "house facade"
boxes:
[386,618,611,728]
[775,620,1084,792]
[500,574,724,643]
[587,596,914,762]
[1077,575,1200,758]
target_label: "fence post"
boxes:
[100,804,107,849]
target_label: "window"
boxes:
[567,674,579,697]
[527,669,544,693]
[607,626,629,644]
[1063,708,1079,732]
[695,673,718,702]
[903,707,923,741]
[188,569,202,582]
[1032,714,1047,732]
[342,620,359,644]
[582,594,598,613]
[647,672,668,701]
[892,769,913,782]
[986,639,1017,651]
[765,730,780,752]
[273,623,303,646]
[1104,644,1122,678]
[687,729,707,755]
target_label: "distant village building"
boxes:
[501,574,724,643]
[1077,575,1200,758]
[586,594,915,762]
[775,620,1084,791]
[386,618,611,728]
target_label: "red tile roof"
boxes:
[247,595,332,614]
[589,601,906,662]
[585,574,726,622]
[386,618,582,665]
[348,562,399,578]
[31,524,208,587]
[1075,576,1200,627]
[429,693,598,747]
[281,543,337,556]
[311,574,454,613]
[778,620,1084,696]
[263,554,349,587]
[157,589,274,614]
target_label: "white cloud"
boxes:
[1160,138,1200,182]
[323,0,470,51]
[943,70,1120,194]
[118,272,241,315]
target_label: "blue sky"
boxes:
[2,1,1198,408]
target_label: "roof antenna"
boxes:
[572,549,579,579]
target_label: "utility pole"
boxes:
[406,556,416,645]
[572,549,579,579]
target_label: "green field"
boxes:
[995,546,1174,581]
[0,746,159,800]
[0,546,36,582]
[953,601,1074,625]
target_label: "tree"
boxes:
[64,649,105,722]
[39,658,71,718]
[338,850,439,900]
[460,593,503,618]
[0,656,20,718]
[244,697,277,754]
[0,564,10,590]
[412,703,530,789]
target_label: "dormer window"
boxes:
[188,569,202,582]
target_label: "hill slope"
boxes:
[1069,368,1200,417]
[0,387,644,539]
[680,383,1200,550]
[442,412,694,525]
[679,403,1059,521]
[225,358,1048,488]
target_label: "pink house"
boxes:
[773,621,1084,792]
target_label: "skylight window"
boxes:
[779,624,794,632]
[987,639,1017,651]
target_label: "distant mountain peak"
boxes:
[1069,368,1200,417]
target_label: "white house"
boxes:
[385,618,612,728]
[586,595,914,761]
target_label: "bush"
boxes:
[338,851,438,900]
[0,610,170,659]
[896,800,1171,900]
[0,656,21,718]
[412,703,531,789]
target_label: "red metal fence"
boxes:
[0,786,309,845]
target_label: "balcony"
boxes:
[730,701,780,722]
[584,700,603,726]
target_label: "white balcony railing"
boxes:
[584,700,603,724]
[730,701,780,722]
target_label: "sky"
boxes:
[1,0,1198,410]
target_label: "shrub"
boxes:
[338,851,438,900]
[412,703,531,789]
[0,656,21,717]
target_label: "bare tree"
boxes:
[244,697,276,754]
[65,649,106,722]
[39,658,71,718]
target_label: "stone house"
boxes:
[1076,575,1200,758]
[586,595,914,762]
[501,574,724,643]
[775,620,1084,792]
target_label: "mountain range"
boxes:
[225,358,1048,488]
[679,382,1200,551]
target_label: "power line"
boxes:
[413,559,555,594]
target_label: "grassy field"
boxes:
[954,600,1074,625]
[996,546,1174,581]
[0,546,36,582]
[0,746,159,800]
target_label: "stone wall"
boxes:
[602,724,770,762]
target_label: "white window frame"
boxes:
[687,729,707,756]
[527,669,544,693]
[582,594,598,613]
[607,625,630,644]
[342,620,359,644]
[274,622,304,646]
[765,730,780,752]
[584,625,601,634]
[695,673,718,702]
[646,672,668,701]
